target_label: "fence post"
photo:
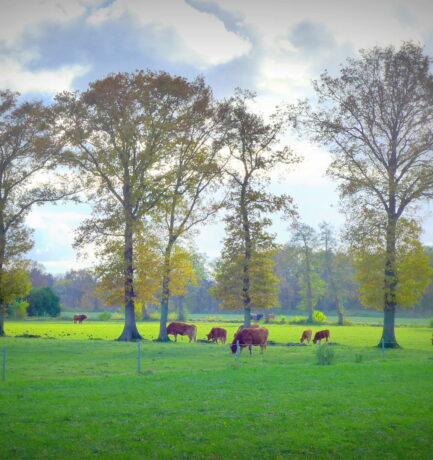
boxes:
[137,342,141,374]
[236,340,240,362]
[381,338,385,359]
[2,346,6,382]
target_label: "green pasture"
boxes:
[1,320,432,459]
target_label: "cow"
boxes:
[167,322,197,342]
[234,323,260,337]
[206,327,227,344]
[231,327,269,355]
[312,329,330,344]
[300,329,312,344]
[251,313,264,321]
[73,314,87,324]
[264,313,275,323]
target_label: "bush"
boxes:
[7,300,29,319]
[27,287,61,317]
[313,310,327,323]
[112,313,124,320]
[290,316,309,325]
[316,344,335,365]
[279,315,287,324]
[98,311,112,320]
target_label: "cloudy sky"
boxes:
[2,0,433,273]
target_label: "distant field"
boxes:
[1,320,432,459]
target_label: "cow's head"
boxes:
[230,342,238,354]
[206,333,211,340]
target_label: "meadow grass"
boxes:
[1,320,432,459]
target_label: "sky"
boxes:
[2,0,433,274]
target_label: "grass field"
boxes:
[1,319,433,459]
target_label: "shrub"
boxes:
[316,344,335,365]
[313,310,327,323]
[7,300,29,319]
[112,313,124,320]
[290,316,308,325]
[98,311,112,321]
[168,312,177,321]
[279,315,287,324]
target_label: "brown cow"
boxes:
[73,314,87,324]
[207,327,227,344]
[231,327,269,355]
[300,329,312,344]
[167,322,197,342]
[234,323,259,337]
[313,329,330,344]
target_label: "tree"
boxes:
[302,43,433,347]
[212,248,280,314]
[155,78,224,341]
[27,286,61,317]
[0,90,73,336]
[218,90,299,326]
[55,71,203,341]
[318,222,346,324]
[348,216,433,316]
[291,223,325,322]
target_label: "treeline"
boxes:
[23,240,433,319]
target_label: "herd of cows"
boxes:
[72,315,332,353]
[166,321,330,354]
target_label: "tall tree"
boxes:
[318,222,346,324]
[218,90,299,326]
[0,90,73,336]
[302,43,433,347]
[291,223,325,322]
[55,71,201,341]
[155,79,224,341]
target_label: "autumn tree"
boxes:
[154,78,224,341]
[302,43,433,347]
[0,90,73,336]
[55,71,205,341]
[217,90,299,326]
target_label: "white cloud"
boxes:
[0,58,90,94]
[87,0,252,68]
[0,0,95,45]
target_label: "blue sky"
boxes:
[2,0,433,273]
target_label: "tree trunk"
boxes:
[117,215,143,341]
[177,297,186,322]
[241,184,252,328]
[141,304,150,321]
[157,243,173,342]
[0,306,5,337]
[379,214,400,348]
[305,248,314,323]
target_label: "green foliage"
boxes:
[98,311,112,321]
[313,310,327,323]
[7,299,29,319]
[353,219,433,311]
[429,319,433,328]
[0,265,31,305]
[316,344,335,365]
[27,287,61,317]
[211,249,280,311]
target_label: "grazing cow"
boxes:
[73,314,87,324]
[167,322,197,342]
[231,327,269,355]
[207,327,227,344]
[300,329,312,344]
[235,323,259,337]
[312,329,330,344]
